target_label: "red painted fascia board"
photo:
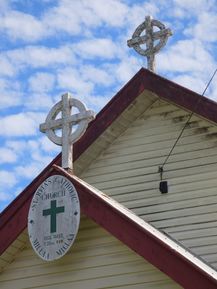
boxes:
[0,68,148,253]
[143,71,217,124]
[0,67,146,230]
[54,166,217,289]
[1,68,217,254]
[0,165,55,255]
[0,156,60,229]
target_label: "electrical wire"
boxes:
[159,68,217,172]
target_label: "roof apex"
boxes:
[1,67,217,237]
[1,68,217,287]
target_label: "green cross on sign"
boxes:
[43,200,65,233]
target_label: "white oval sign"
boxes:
[28,175,80,261]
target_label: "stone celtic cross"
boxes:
[127,16,172,72]
[40,93,95,170]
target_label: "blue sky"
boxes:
[0,0,217,212]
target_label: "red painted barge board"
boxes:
[55,166,217,289]
[1,68,217,288]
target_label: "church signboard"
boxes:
[28,93,94,261]
[28,174,80,261]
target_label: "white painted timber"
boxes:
[81,99,217,271]
[2,95,217,285]
[0,91,158,274]
[0,232,28,272]
[0,216,182,289]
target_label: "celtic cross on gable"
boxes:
[127,16,172,72]
[40,93,95,170]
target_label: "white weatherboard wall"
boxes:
[0,216,182,289]
[81,99,217,270]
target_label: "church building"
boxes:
[0,67,217,288]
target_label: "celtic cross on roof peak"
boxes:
[40,93,95,171]
[127,15,172,72]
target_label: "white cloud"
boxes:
[44,0,129,38]
[0,170,17,189]
[5,138,57,183]
[0,10,46,41]
[184,12,217,42]
[39,136,60,153]
[6,45,75,70]
[15,162,45,179]
[158,36,217,95]
[5,140,29,161]
[44,1,91,35]
[158,39,215,74]
[0,0,142,43]
[0,0,127,43]
[0,148,17,164]
[171,0,216,19]
[1,0,214,47]
[0,56,16,76]
[105,55,142,84]
[26,140,54,164]
[57,67,94,96]
[0,87,22,109]
[172,74,205,94]
[84,0,128,27]
[82,94,110,111]
[80,65,114,86]
[0,0,10,11]
[174,0,215,14]
[13,139,56,180]
[74,38,118,59]
[28,72,55,93]
[126,2,159,33]
[6,140,27,152]
[0,0,216,214]
[0,112,44,137]
[24,93,55,111]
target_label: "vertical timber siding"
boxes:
[81,99,217,270]
[0,217,182,289]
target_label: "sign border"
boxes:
[28,174,80,261]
